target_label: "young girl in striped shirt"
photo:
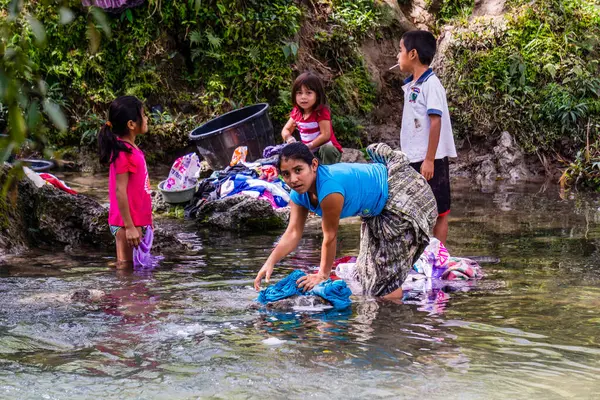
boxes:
[281,72,343,165]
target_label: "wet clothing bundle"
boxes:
[133,226,158,269]
[257,270,352,309]
[333,239,483,315]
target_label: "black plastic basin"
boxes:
[189,103,275,170]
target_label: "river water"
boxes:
[0,177,599,399]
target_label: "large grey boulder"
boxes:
[0,165,185,256]
[493,131,530,183]
[195,195,290,231]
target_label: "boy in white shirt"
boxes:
[397,30,457,244]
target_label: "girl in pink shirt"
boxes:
[281,72,343,165]
[98,96,152,269]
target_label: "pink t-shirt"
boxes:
[290,105,343,152]
[108,143,153,227]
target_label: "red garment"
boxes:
[108,143,153,227]
[290,105,343,152]
[39,173,78,195]
[309,255,357,281]
[259,165,278,182]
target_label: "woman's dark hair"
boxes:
[401,30,437,66]
[277,142,317,171]
[98,96,144,165]
[291,71,327,113]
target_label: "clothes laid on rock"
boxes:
[220,175,290,208]
[184,180,218,218]
[39,173,78,195]
[184,156,291,218]
[257,270,352,310]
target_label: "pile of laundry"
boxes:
[185,145,290,218]
[257,238,484,313]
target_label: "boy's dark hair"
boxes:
[98,96,144,165]
[277,142,317,171]
[402,30,437,66]
[291,72,327,113]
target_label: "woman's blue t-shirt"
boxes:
[290,163,388,218]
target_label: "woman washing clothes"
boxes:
[254,142,438,300]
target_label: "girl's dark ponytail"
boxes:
[98,123,131,164]
[97,96,144,165]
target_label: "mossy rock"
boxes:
[195,196,289,231]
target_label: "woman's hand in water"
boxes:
[125,226,141,248]
[297,272,327,292]
[254,262,275,291]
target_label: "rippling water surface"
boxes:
[1,178,599,399]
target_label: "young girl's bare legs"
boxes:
[115,227,142,269]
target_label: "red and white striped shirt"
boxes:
[290,106,343,152]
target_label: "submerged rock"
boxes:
[264,295,332,311]
[474,155,498,187]
[195,195,289,231]
[19,289,106,305]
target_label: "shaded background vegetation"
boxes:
[1,0,599,189]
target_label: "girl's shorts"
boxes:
[109,225,148,237]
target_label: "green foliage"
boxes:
[313,0,380,71]
[1,0,383,163]
[307,1,380,146]
[435,0,474,26]
[561,123,600,191]
[186,1,302,122]
[0,0,111,165]
[329,63,376,146]
[445,0,600,159]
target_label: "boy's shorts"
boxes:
[409,157,451,216]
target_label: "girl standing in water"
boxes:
[98,96,153,269]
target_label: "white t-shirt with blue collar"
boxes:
[400,68,457,163]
